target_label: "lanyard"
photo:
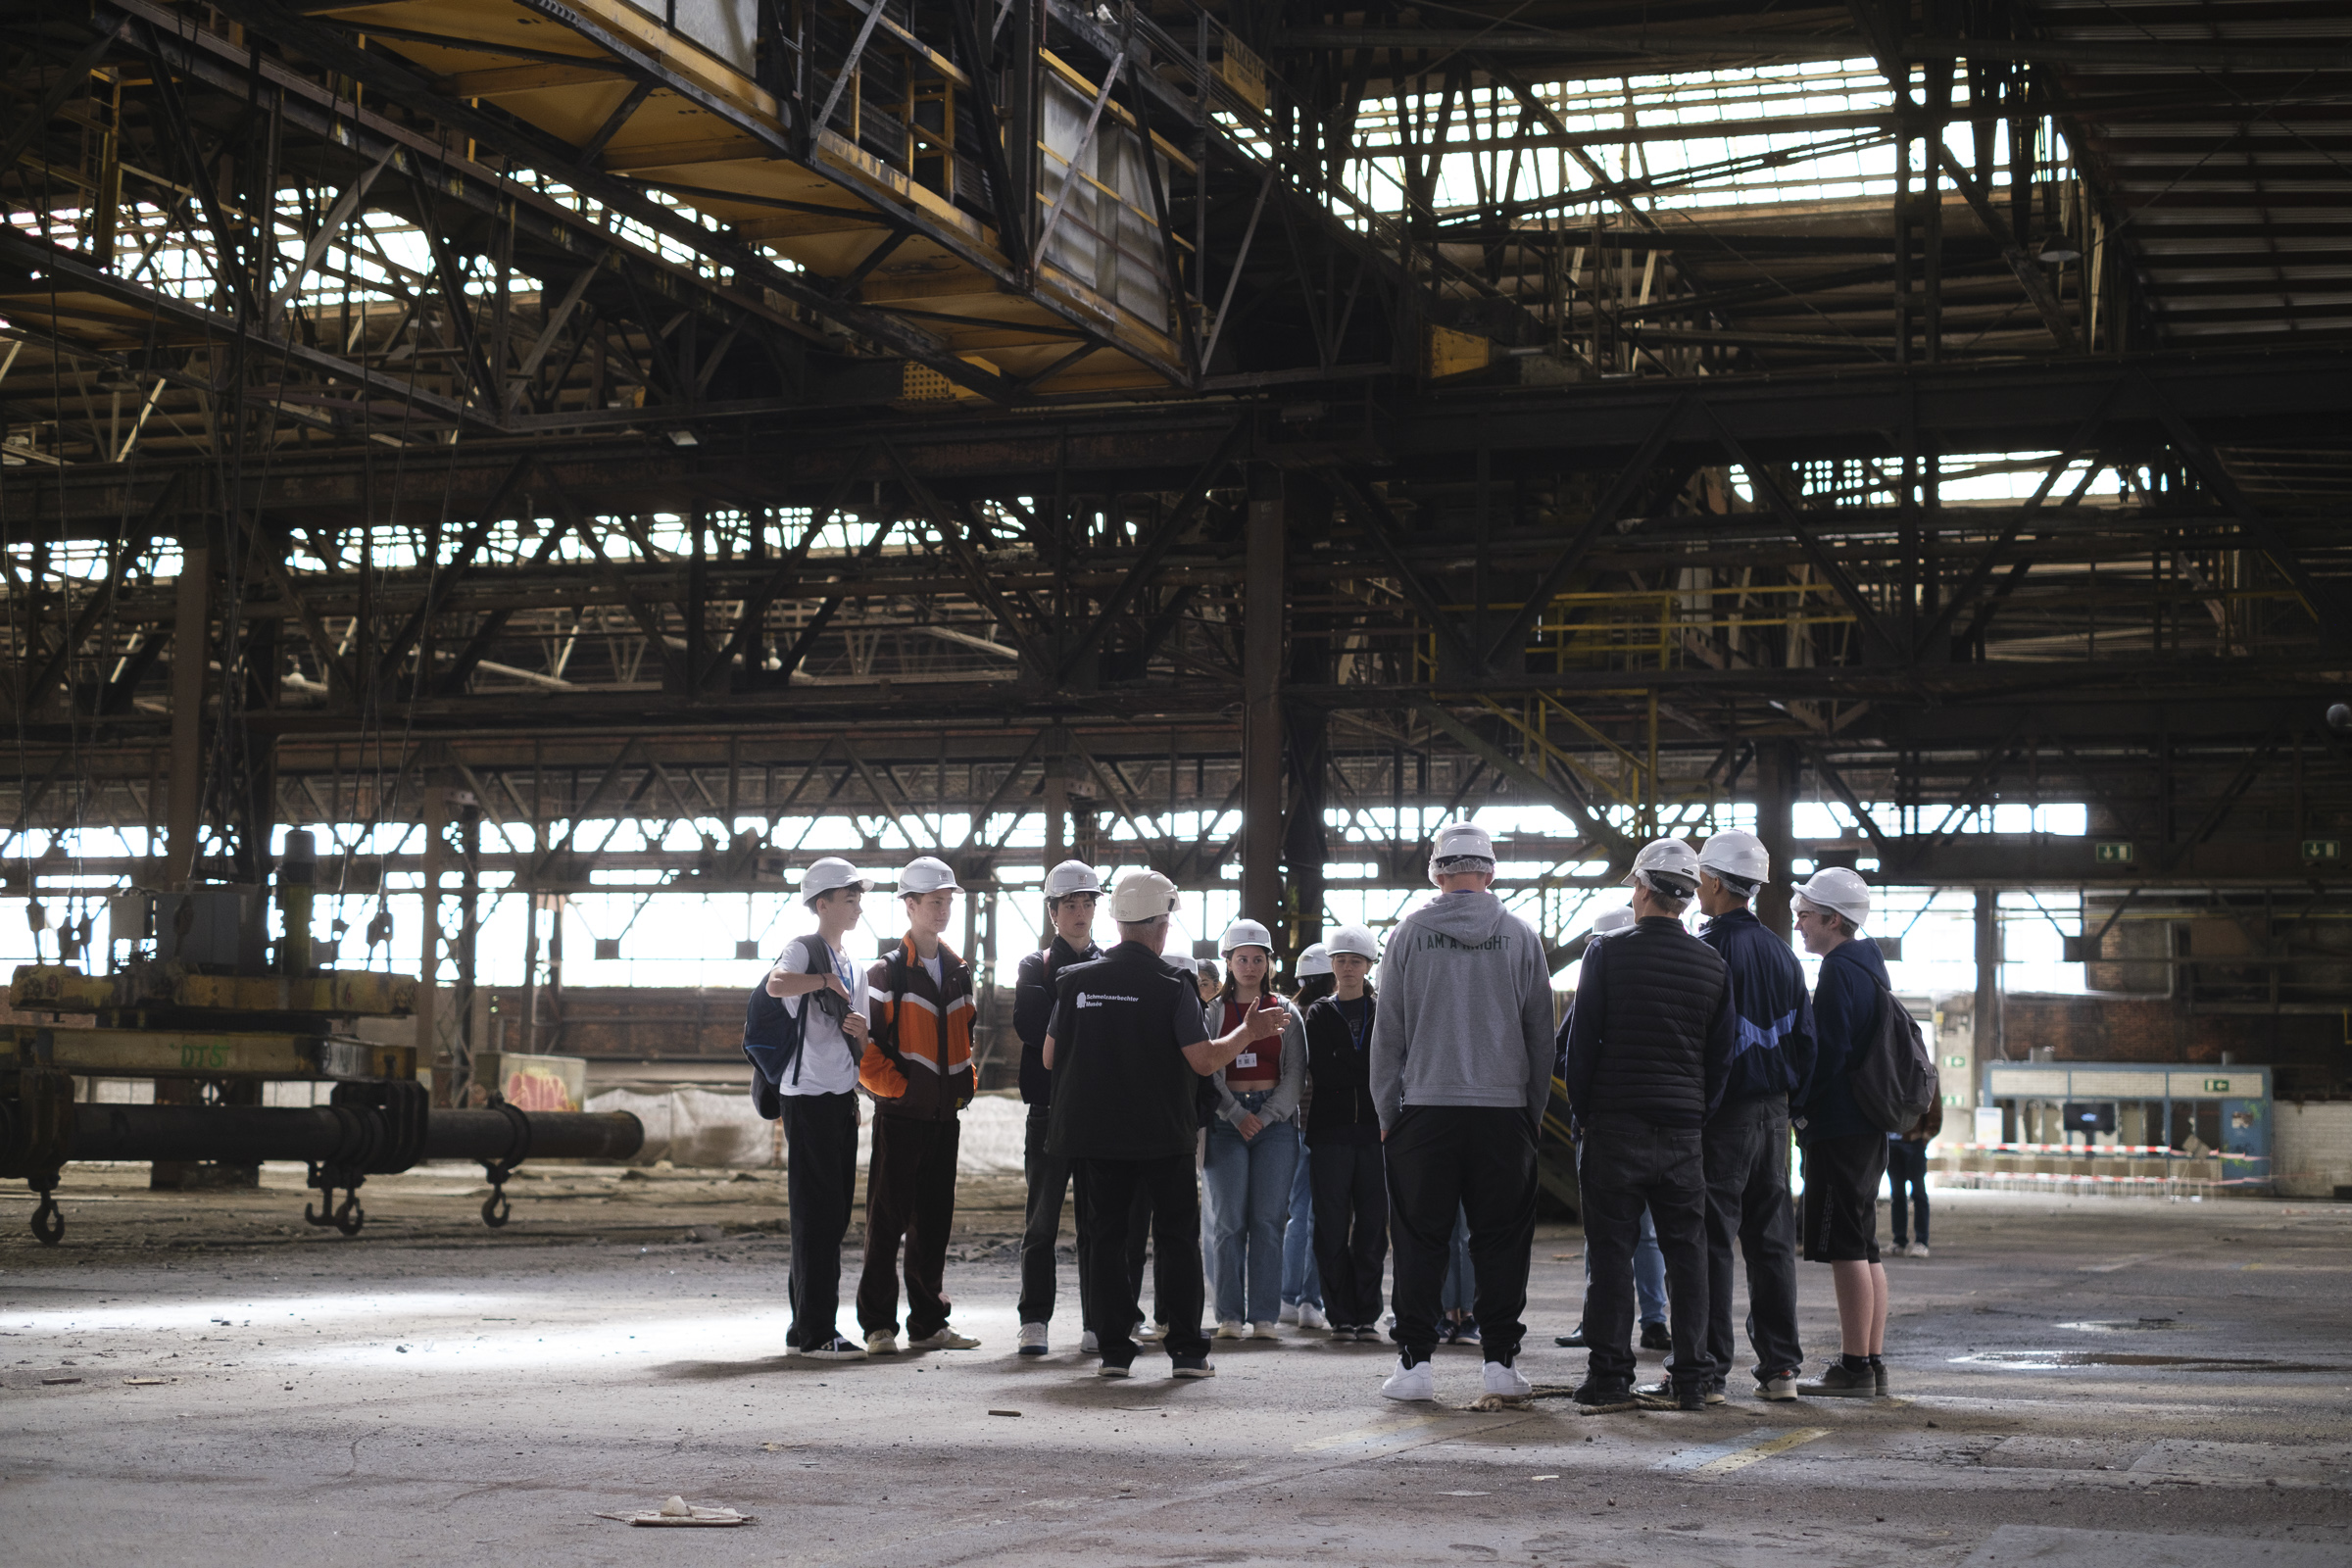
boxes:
[826,941,855,998]
[1341,1001,1369,1055]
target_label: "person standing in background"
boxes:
[858,857,981,1356]
[1371,822,1556,1404]
[1280,943,1333,1330]
[1202,919,1303,1340]
[1888,1101,1940,1258]
[1013,860,1104,1357]
[765,858,877,1362]
[1299,924,1387,1342]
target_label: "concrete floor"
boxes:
[3,1163,2348,1567]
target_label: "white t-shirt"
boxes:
[922,952,945,988]
[767,936,867,1097]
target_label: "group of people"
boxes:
[747,820,1922,1409]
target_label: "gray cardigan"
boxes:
[1201,996,1305,1127]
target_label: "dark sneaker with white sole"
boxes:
[1796,1362,1879,1397]
[1634,1379,1725,1405]
[1757,1373,1799,1401]
[797,1336,868,1361]
[1572,1383,1641,1414]
[1096,1361,1134,1379]
[1635,1382,1710,1411]
[1171,1356,1215,1379]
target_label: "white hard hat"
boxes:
[1696,829,1769,886]
[1044,859,1102,899]
[1590,905,1636,935]
[898,856,960,896]
[1793,865,1871,929]
[1106,869,1179,923]
[800,857,873,906]
[1621,838,1701,899]
[1296,943,1333,978]
[1325,923,1380,961]
[1428,820,1496,883]
[1220,917,1274,956]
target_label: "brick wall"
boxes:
[2000,993,2347,1098]
[2274,1102,2352,1198]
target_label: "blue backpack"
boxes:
[744,940,851,1119]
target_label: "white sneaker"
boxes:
[1909,1243,1931,1259]
[1214,1319,1245,1340]
[908,1327,981,1350]
[1079,1330,1100,1355]
[1382,1356,1436,1401]
[1017,1323,1049,1356]
[1298,1302,1329,1331]
[1249,1320,1281,1341]
[1278,1301,1301,1325]
[1482,1359,1534,1398]
[1136,1320,1166,1342]
[865,1329,899,1356]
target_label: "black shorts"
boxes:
[1799,1134,1887,1264]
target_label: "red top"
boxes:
[1220,997,1282,1087]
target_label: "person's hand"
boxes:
[1238,1113,1264,1141]
[843,1010,869,1043]
[1245,1004,1284,1041]
[825,973,852,1002]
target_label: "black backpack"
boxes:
[743,939,851,1120]
[1849,982,1940,1134]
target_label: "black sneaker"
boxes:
[1454,1315,1481,1346]
[1637,1379,1720,1408]
[1554,1325,1591,1348]
[1874,1361,1889,1396]
[1354,1326,1384,1344]
[796,1336,867,1361]
[1171,1355,1215,1379]
[1639,1322,1672,1352]
[1796,1361,1878,1398]
[1096,1360,1134,1379]
[1572,1383,1639,1414]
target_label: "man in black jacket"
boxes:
[1561,838,1737,1411]
[1014,860,1103,1357]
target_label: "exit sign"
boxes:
[2304,839,2342,862]
[2094,841,2135,864]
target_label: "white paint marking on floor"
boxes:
[1294,1412,1457,1452]
[2078,1253,2155,1273]
[1653,1427,1829,1474]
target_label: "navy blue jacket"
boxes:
[1698,908,1817,1109]
[1797,936,1888,1144]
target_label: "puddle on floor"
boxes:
[1952,1350,2340,1371]
[2056,1318,2195,1333]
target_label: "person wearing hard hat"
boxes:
[763,858,878,1361]
[1557,838,1737,1413]
[1013,860,1112,1357]
[1552,903,1671,1357]
[1370,822,1557,1404]
[1042,871,1286,1378]
[1201,917,1305,1339]
[1279,943,1333,1331]
[1788,865,1893,1398]
[1693,829,1817,1402]
[855,857,982,1357]
[1299,924,1391,1341]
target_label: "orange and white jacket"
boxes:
[860,936,976,1120]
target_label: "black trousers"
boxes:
[1578,1112,1710,1392]
[1385,1104,1536,1366]
[783,1092,858,1351]
[858,1114,959,1339]
[1887,1138,1930,1246]
[1076,1153,1209,1365]
[1701,1095,1803,1386]
[1019,1106,1151,1330]
[1308,1135,1389,1330]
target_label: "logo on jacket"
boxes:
[1076,992,1141,1008]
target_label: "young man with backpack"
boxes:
[760,858,876,1361]
[1789,865,1893,1397]
[858,856,982,1356]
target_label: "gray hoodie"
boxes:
[1369,889,1556,1131]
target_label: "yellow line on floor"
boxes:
[1693,1427,1829,1475]
[1295,1412,1456,1451]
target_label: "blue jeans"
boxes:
[1281,1123,1322,1310]
[1441,1205,1474,1315]
[1583,1203,1667,1325]
[1203,1093,1299,1324]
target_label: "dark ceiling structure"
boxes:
[0,0,2346,1058]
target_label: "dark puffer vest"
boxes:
[1561,916,1735,1130]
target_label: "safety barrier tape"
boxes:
[1946,1142,2267,1161]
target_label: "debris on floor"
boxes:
[601,1496,752,1527]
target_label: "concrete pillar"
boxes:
[1754,740,1796,942]
[165,544,209,889]
[1241,465,1286,929]
[1975,887,2005,1061]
